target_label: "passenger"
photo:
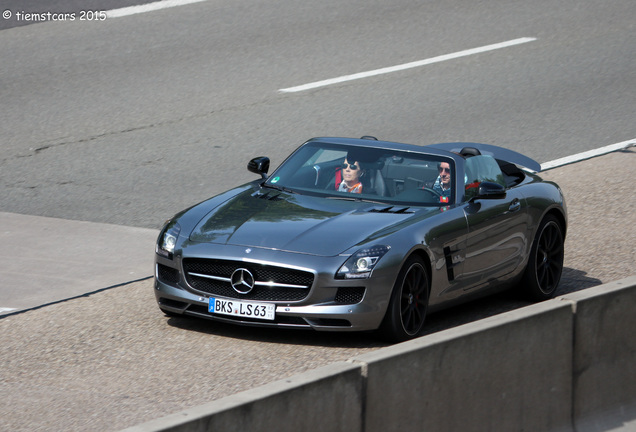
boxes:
[338,158,364,193]
[432,161,452,198]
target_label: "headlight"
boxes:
[156,221,181,259]
[336,245,391,279]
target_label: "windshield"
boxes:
[265,142,455,206]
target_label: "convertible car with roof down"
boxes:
[155,137,566,341]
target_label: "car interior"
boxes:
[274,144,528,205]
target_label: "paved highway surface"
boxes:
[1,0,634,228]
[0,0,634,430]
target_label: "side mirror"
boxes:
[476,181,506,199]
[247,157,270,179]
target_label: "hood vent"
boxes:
[368,206,413,214]
[252,191,283,201]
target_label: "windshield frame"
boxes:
[264,140,457,207]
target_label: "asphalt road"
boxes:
[1,0,635,430]
[1,0,635,228]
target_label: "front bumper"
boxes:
[154,244,395,332]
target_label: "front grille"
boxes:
[183,258,314,302]
[157,264,180,285]
[334,287,366,304]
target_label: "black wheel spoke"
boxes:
[401,307,411,324]
[549,244,564,260]
[537,261,547,285]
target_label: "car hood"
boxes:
[188,188,431,256]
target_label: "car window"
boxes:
[265,142,455,206]
[464,155,507,201]
[312,149,344,165]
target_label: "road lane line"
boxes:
[541,138,636,171]
[0,307,17,313]
[279,37,537,93]
[106,0,209,18]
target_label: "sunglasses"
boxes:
[438,167,451,173]
[342,163,359,170]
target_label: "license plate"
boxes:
[208,298,275,321]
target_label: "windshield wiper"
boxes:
[326,196,387,205]
[262,183,298,194]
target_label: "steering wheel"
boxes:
[421,187,441,198]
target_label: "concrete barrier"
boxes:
[563,277,636,432]
[355,299,574,432]
[122,275,636,432]
[122,361,364,432]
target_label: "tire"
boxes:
[379,255,430,342]
[523,214,564,301]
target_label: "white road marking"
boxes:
[106,0,209,18]
[279,37,537,93]
[0,307,17,313]
[541,138,636,171]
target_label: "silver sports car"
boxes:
[155,137,566,341]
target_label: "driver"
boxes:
[432,161,452,198]
[338,157,364,193]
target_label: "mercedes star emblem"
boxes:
[230,268,255,294]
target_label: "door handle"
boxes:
[509,199,521,212]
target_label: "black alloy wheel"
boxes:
[380,255,429,342]
[523,214,564,300]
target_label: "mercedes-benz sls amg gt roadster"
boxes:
[155,137,566,342]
